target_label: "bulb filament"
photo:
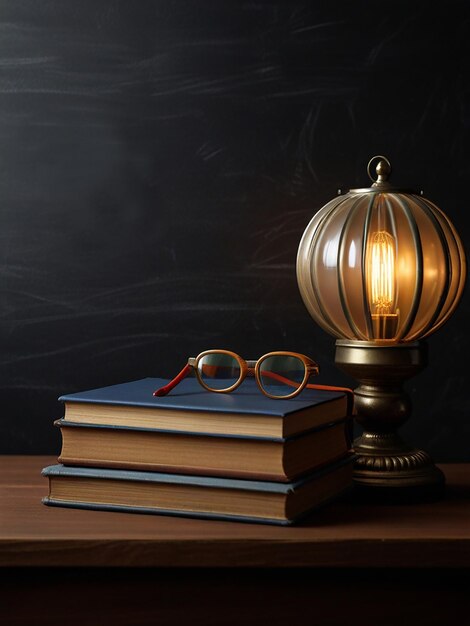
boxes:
[369,231,395,314]
[367,230,398,339]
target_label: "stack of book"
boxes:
[42,377,355,525]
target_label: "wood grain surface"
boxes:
[1,456,470,568]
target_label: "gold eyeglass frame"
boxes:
[189,349,320,400]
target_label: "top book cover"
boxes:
[59,377,349,439]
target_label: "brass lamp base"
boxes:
[335,340,445,502]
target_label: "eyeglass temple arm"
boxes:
[306,383,355,416]
[153,362,193,397]
[262,368,354,415]
[259,370,354,414]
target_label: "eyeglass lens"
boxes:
[197,353,241,390]
[258,355,306,397]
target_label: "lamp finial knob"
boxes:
[367,155,392,186]
[376,159,391,180]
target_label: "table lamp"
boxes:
[296,156,466,499]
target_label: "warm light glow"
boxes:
[368,231,396,315]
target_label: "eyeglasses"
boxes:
[153,349,352,402]
[154,350,318,399]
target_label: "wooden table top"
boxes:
[1,456,469,568]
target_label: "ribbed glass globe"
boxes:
[296,157,466,342]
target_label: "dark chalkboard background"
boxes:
[0,0,469,459]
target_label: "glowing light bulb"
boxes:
[367,230,399,339]
[369,231,395,313]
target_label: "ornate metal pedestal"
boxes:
[335,340,445,502]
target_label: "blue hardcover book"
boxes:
[59,377,349,439]
[55,416,351,482]
[42,454,356,526]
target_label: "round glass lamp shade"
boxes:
[296,157,466,342]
